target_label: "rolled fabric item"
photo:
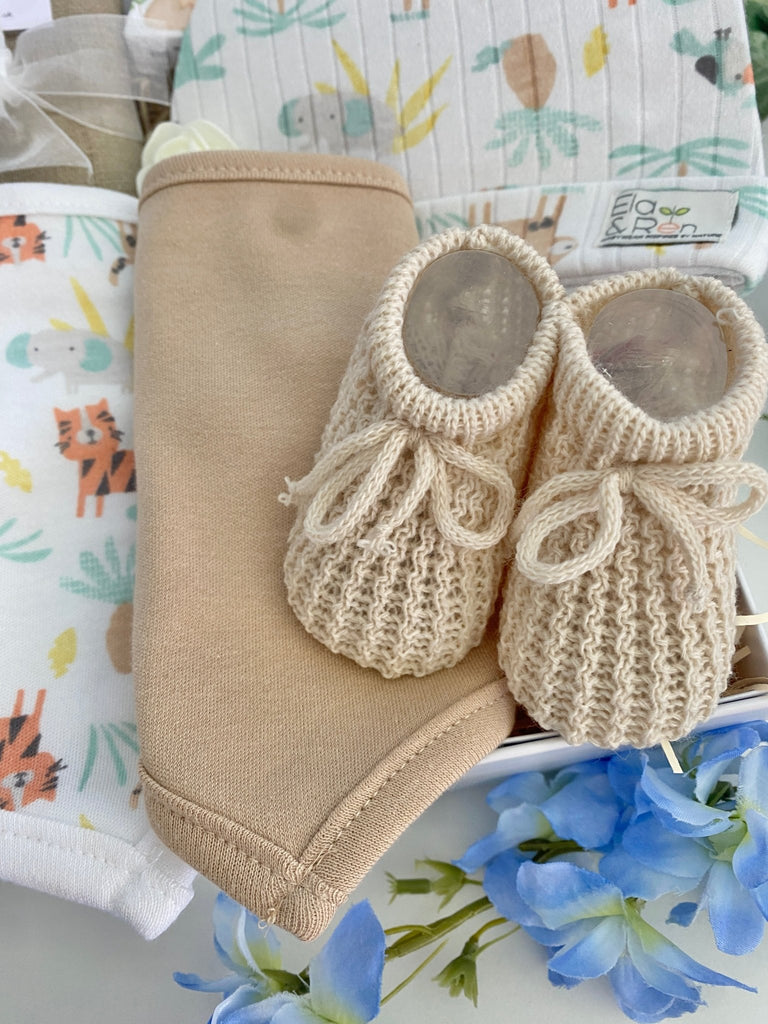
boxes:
[0,182,196,939]
[171,0,768,290]
[132,151,516,941]
[0,2,162,193]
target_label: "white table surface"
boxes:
[2,289,768,1024]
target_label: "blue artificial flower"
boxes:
[456,761,621,873]
[225,900,385,1024]
[600,727,768,955]
[174,892,283,1021]
[494,860,755,1023]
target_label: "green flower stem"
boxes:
[468,916,509,944]
[387,861,481,905]
[707,780,736,807]
[475,926,520,954]
[386,873,432,898]
[380,940,449,1006]
[518,838,584,863]
[384,896,494,960]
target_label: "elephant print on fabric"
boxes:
[6,329,132,393]
[0,690,65,812]
[0,216,48,266]
[54,399,137,518]
[278,40,450,156]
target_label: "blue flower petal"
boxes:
[547,965,583,990]
[738,745,768,816]
[547,916,625,979]
[692,727,766,802]
[733,808,768,890]
[227,994,301,1024]
[752,880,768,917]
[523,918,599,949]
[625,930,707,1004]
[213,893,249,973]
[541,772,620,848]
[706,859,766,954]
[516,862,623,930]
[455,831,522,874]
[456,804,551,872]
[666,902,699,928]
[607,751,646,806]
[487,772,551,812]
[629,915,756,993]
[641,765,731,837]
[213,986,283,1024]
[308,901,384,1024]
[622,817,711,879]
[599,846,696,900]
[270,1003,322,1024]
[483,850,541,926]
[173,971,243,997]
[609,956,699,1024]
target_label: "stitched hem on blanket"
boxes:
[139,678,515,942]
[0,182,138,221]
[0,813,195,939]
[138,150,415,208]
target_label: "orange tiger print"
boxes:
[54,398,137,518]
[0,690,65,812]
[0,215,48,266]
[109,222,136,286]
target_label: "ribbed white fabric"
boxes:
[171,0,768,290]
[0,183,195,938]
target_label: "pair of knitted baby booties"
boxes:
[281,225,768,751]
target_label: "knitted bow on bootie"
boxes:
[281,418,517,554]
[282,225,566,679]
[514,461,768,608]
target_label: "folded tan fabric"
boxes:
[0,0,144,194]
[133,152,516,941]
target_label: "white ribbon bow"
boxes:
[0,15,171,177]
[280,418,517,552]
[514,461,768,605]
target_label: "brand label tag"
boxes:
[598,188,738,246]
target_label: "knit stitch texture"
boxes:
[282,225,565,678]
[500,268,768,749]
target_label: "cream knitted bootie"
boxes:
[282,225,565,678]
[499,268,768,750]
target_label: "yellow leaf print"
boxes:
[399,56,452,129]
[49,319,74,331]
[70,277,109,336]
[315,81,337,94]
[49,628,77,678]
[0,451,32,492]
[124,316,134,353]
[583,26,609,78]
[394,105,448,153]
[385,60,401,116]
[332,39,369,96]
[79,814,95,830]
